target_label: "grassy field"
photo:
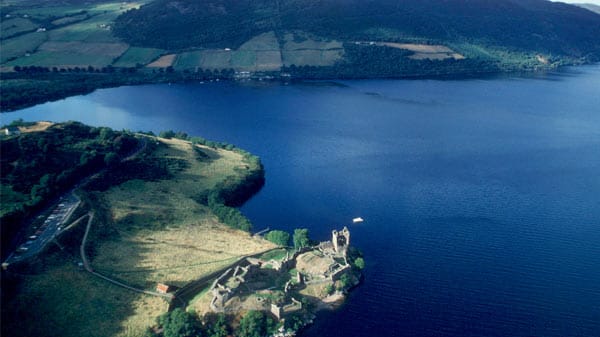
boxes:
[231,50,257,69]
[6,40,129,67]
[9,5,89,20]
[2,135,274,337]
[0,17,38,39]
[174,32,283,71]
[198,50,232,69]
[0,1,145,67]
[113,47,164,67]
[147,54,175,67]
[47,12,122,43]
[0,31,47,63]
[282,32,344,66]
[51,13,90,26]
[3,258,169,337]
[89,139,274,286]
[173,50,204,70]
[236,32,282,71]
[5,50,116,67]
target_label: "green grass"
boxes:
[88,138,274,288]
[173,50,204,70]
[238,31,280,51]
[51,13,89,26]
[200,50,232,69]
[0,31,47,63]
[260,248,288,262]
[231,50,256,68]
[255,51,282,71]
[47,13,121,43]
[9,5,89,20]
[5,50,116,67]
[282,49,344,67]
[0,17,38,38]
[281,33,344,66]
[2,256,169,337]
[283,32,343,51]
[39,41,128,56]
[113,47,164,67]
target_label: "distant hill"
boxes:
[576,3,600,14]
[114,0,600,59]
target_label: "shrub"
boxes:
[264,230,290,247]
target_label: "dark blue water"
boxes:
[4,66,600,337]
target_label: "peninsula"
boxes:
[0,121,363,337]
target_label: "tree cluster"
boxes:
[144,309,277,337]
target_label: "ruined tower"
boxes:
[332,226,350,256]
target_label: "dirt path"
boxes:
[79,212,173,299]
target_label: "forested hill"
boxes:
[114,0,600,59]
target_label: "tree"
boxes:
[204,313,229,337]
[264,230,290,247]
[284,314,304,333]
[159,130,176,139]
[104,152,119,166]
[237,311,276,337]
[336,273,352,291]
[99,127,114,141]
[353,257,365,270]
[293,228,310,250]
[159,308,202,337]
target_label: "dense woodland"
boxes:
[114,0,600,59]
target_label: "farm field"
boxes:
[146,54,175,67]
[282,32,344,66]
[173,50,204,70]
[1,1,145,68]
[379,42,465,60]
[174,32,283,71]
[0,31,47,63]
[113,47,164,67]
[5,50,116,67]
[0,17,38,38]
[5,41,131,67]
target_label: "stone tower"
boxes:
[332,226,350,256]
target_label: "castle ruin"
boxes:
[332,226,350,257]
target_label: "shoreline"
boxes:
[2,61,595,113]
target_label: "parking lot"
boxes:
[4,193,80,266]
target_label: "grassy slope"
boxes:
[2,131,274,337]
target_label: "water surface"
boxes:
[5,66,600,337]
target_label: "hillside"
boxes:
[1,122,275,337]
[114,0,600,58]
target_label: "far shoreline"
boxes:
[2,61,597,114]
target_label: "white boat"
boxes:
[352,217,364,223]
